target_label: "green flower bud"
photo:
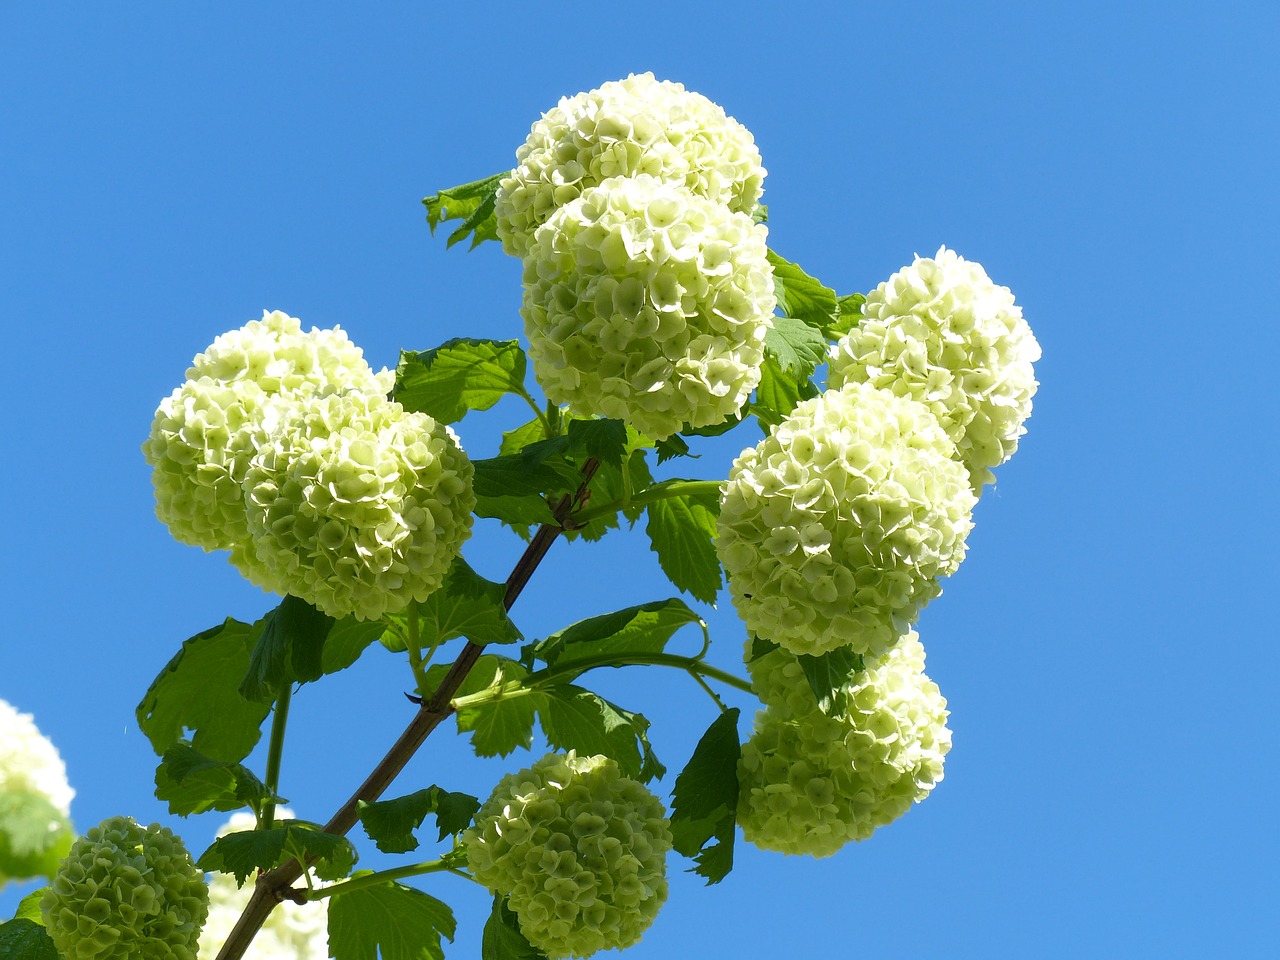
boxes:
[463,753,672,959]
[522,174,775,440]
[829,247,1041,488]
[717,382,976,659]
[738,633,952,857]
[41,816,208,960]
[496,72,766,258]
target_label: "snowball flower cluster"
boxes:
[463,752,672,959]
[737,633,951,857]
[41,816,208,960]
[829,247,1041,488]
[198,812,328,960]
[144,311,475,619]
[521,174,775,440]
[717,382,976,658]
[496,72,765,258]
[0,698,74,817]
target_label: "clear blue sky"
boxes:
[2,2,1277,957]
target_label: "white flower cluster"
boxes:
[496,72,765,258]
[0,698,74,817]
[41,816,209,960]
[829,247,1041,488]
[197,812,328,960]
[521,174,775,440]
[717,382,976,659]
[463,752,672,959]
[737,634,951,857]
[144,311,475,619]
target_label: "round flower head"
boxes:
[829,247,1041,488]
[0,698,74,817]
[521,174,775,440]
[496,72,766,257]
[463,752,672,959]
[143,310,393,555]
[240,391,475,620]
[198,811,327,960]
[717,382,976,659]
[41,816,208,960]
[737,633,952,857]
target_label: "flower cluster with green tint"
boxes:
[496,72,765,258]
[0,698,74,819]
[521,173,775,440]
[463,752,672,959]
[829,247,1041,488]
[144,311,475,619]
[41,816,208,960]
[198,812,327,960]
[737,633,951,857]
[717,382,976,659]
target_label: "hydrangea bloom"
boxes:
[737,633,952,857]
[829,247,1041,487]
[41,816,209,960]
[717,382,976,658]
[143,310,392,555]
[198,811,327,960]
[496,72,766,258]
[0,698,74,817]
[521,174,775,440]
[240,391,475,620]
[463,752,672,959]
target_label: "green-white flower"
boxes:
[521,174,774,440]
[0,699,75,887]
[717,382,976,659]
[496,72,766,258]
[463,752,672,959]
[241,390,475,620]
[737,633,952,857]
[41,816,209,960]
[829,247,1040,488]
[0,699,73,818]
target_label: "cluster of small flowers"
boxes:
[736,635,952,857]
[40,815,208,960]
[463,752,672,959]
[143,310,475,620]
[0,698,75,888]
[499,74,775,440]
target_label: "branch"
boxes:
[213,460,600,960]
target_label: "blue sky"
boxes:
[2,2,1277,957]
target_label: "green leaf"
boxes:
[537,686,647,779]
[563,427,653,543]
[153,740,280,817]
[751,355,819,429]
[422,655,540,757]
[136,617,272,762]
[746,634,779,665]
[423,171,505,250]
[393,340,528,425]
[198,820,356,886]
[321,617,387,676]
[358,787,481,854]
[527,598,705,674]
[765,314,829,377]
[240,595,335,702]
[767,249,839,332]
[0,792,72,884]
[413,555,522,648]
[564,418,628,467]
[668,708,741,884]
[796,647,865,716]
[0,919,57,960]
[329,878,456,960]
[752,202,769,224]
[482,895,547,960]
[471,451,578,499]
[654,434,691,463]
[828,292,867,339]
[644,484,722,604]
[14,890,47,922]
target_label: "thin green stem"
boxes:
[515,387,554,437]
[405,605,428,695]
[689,669,729,712]
[524,651,753,696]
[307,858,472,901]
[261,681,293,830]
[572,479,724,526]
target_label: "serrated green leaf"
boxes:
[471,452,577,499]
[654,435,691,463]
[423,172,505,251]
[500,417,549,456]
[765,314,829,377]
[669,708,741,884]
[0,919,57,960]
[321,617,387,676]
[746,634,779,665]
[564,418,628,466]
[472,492,558,537]
[393,340,528,425]
[767,249,839,332]
[752,203,769,224]
[538,686,645,778]
[198,820,356,886]
[751,355,820,429]
[425,655,540,757]
[828,292,866,339]
[153,740,280,817]
[14,891,47,923]
[644,485,722,604]
[0,792,72,884]
[796,647,865,716]
[136,618,272,763]
[240,595,335,702]
[527,598,705,675]
[358,787,481,854]
[413,555,521,649]
[329,878,456,960]
[482,895,547,960]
